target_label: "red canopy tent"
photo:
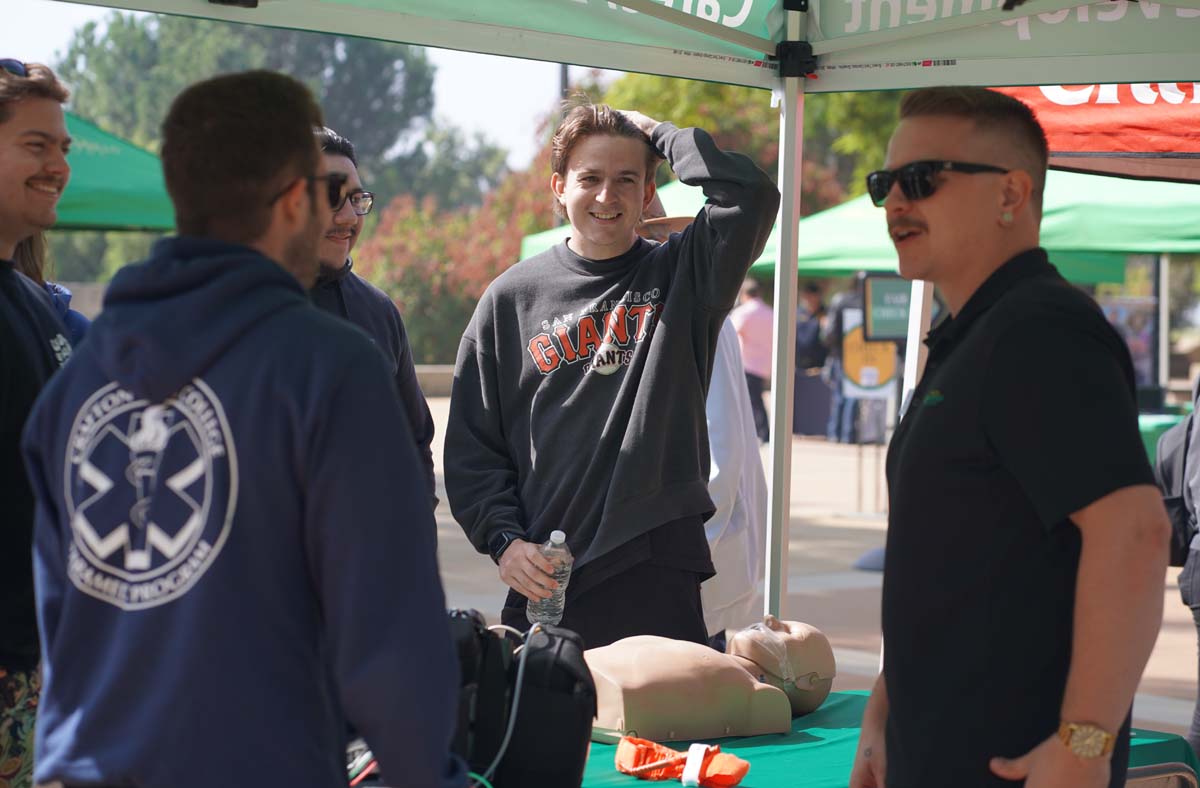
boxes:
[996,83,1200,183]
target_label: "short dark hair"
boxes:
[316,126,357,166]
[742,279,761,299]
[161,70,323,243]
[0,61,69,124]
[899,86,1049,214]
[551,98,659,219]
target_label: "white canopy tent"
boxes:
[54,0,1200,618]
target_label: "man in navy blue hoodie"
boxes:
[21,71,464,788]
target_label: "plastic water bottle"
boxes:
[526,530,573,626]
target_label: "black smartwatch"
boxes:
[487,530,523,564]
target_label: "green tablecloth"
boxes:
[1141,413,1186,465]
[582,691,1199,787]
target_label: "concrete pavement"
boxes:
[424,397,1197,737]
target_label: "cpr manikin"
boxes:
[584,616,836,742]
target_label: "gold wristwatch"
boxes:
[1057,721,1116,758]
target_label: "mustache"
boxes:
[888,217,927,234]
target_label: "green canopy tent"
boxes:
[57,111,174,231]
[52,0,1200,618]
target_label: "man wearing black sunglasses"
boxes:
[0,57,72,788]
[20,72,464,788]
[850,86,1169,788]
[311,127,436,508]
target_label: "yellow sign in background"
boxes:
[843,325,898,390]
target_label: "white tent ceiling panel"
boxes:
[57,0,785,89]
[808,1,1200,92]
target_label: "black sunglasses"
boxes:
[269,172,349,211]
[1,59,28,77]
[866,160,1009,207]
[334,189,375,216]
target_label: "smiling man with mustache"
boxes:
[850,86,1170,788]
[310,127,436,508]
[0,59,72,788]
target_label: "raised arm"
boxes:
[644,117,779,311]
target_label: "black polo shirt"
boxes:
[882,248,1154,788]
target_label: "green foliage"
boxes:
[50,12,503,282]
[375,124,510,212]
[824,91,902,195]
[56,14,434,171]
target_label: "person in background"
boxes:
[792,281,830,437]
[821,276,864,443]
[311,127,436,507]
[0,58,72,788]
[729,278,773,444]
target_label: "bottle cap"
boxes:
[550,530,567,545]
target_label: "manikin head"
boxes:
[0,59,70,261]
[727,615,837,715]
[550,102,660,261]
[877,86,1047,314]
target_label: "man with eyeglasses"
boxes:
[20,71,464,788]
[312,127,436,507]
[0,57,72,788]
[850,86,1168,788]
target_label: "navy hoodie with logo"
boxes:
[1,259,69,673]
[21,237,464,788]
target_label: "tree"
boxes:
[49,12,502,281]
[374,123,510,212]
[56,14,434,172]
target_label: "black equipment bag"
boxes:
[493,625,596,788]
[448,609,513,774]
[1154,407,1199,567]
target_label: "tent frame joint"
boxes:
[782,0,810,11]
[208,0,258,8]
[775,40,816,78]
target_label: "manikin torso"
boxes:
[584,617,836,742]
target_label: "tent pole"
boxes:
[900,281,934,419]
[1159,253,1171,391]
[764,5,807,620]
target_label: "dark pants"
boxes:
[502,561,708,650]
[745,373,769,443]
[825,359,859,443]
[1179,548,1200,756]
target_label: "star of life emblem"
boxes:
[64,380,237,610]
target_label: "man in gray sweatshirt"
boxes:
[445,104,778,648]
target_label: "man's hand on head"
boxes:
[619,110,663,142]
[498,539,558,602]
